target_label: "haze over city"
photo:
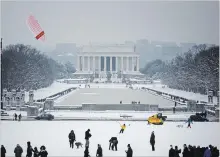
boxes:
[1,1,219,51]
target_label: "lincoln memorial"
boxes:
[75,44,141,78]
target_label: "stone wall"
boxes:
[82,104,158,111]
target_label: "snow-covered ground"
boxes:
[134,84,217,104]
[2,110,192,121]
[1,121,219,156]
[25,82,79,102]
[25,81,217,105]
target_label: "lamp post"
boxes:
[1,38,3,109]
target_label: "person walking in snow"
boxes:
[174,146,181,157]
[14,144,23,157]
[150,131,155,151]
[26,141,33,157]
[182,144,189,157]
[186,118,193,128]
[38,146,48,157]
[85,129,92,148]
[119,124,126,134]
[169,145,175,157]
[33,147,39,157]
[125,144,133,157]
[68,130,76,148]
[14,113,18,121]
[18,114,22,121]
[1,145,6,157]
[96,144,103,157]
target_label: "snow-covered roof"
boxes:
[81,44,135,53]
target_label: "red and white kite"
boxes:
[27,15,45,41]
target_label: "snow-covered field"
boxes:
[54,88,175,107]
[3,110,192,121]
[1,121,220,156]
[27,81,217,105]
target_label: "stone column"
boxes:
[82,56,85,71]
[104,56,106,71]
[110,56,112,72]
[131,56,134,72]
[137,56,140,72]
[99,56,101,72]
[127,56,129,72]
[88,56,90,72]
[121,56,124,71]
[93,56,95,71]
[116,56,118,72]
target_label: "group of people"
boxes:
[1,142,48,157]
[13,113,22,121]
[169,144,219,157]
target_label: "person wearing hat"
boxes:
[150,131,155,151]
[85,129,92,148]
[96,144,103,157]
[38,145,48,157]
[125,144,133,157]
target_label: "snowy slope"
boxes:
[1,121,219,156]
[25,81,80,102]
[135,84,217,104]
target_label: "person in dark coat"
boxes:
[174,146,181,157]
[33,147,39,157]
[85,129,92,148]
[1,145,6,157]
[112,137,118,151]
[212,147,219,157]
[84,146,90,157]
[26,141,33,157]
[68,130,76,148]
[203,147,212,157]
[38,146,48,157]
[18,114,22,121]
[150,131,155,151]
[188,145,194,157]
[14,144,23,157]
[109,137,118,151]
[125,144,133,157]
[96,144,103,157]
[14,113,18,121]
[182,144,189,157]
[169,145,175,157]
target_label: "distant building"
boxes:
[75,44,142,78]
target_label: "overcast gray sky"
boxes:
[1,1,219,51]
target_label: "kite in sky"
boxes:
[27,15,45,41]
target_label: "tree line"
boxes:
[140,45,219,95]
[1,44,76,91]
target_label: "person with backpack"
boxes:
[14,144,23,157]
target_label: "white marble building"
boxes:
[75,44,141,78]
